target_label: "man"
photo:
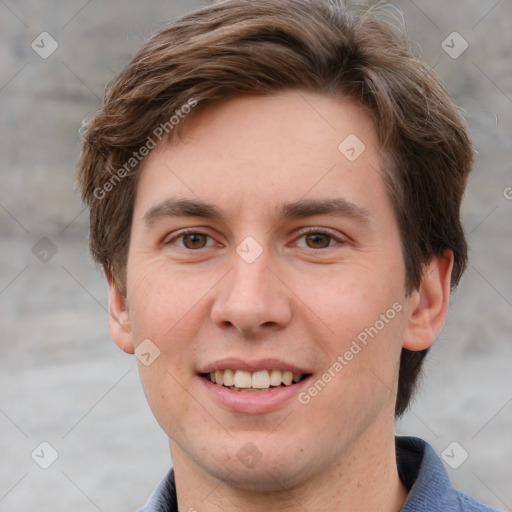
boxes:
[76,0,499,510]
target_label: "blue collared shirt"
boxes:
[138,436,500,511]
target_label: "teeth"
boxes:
[282,371,293,386]
[269,369,282,386]
[206,369,305,389]
[252,370,270,389]
[223,368,235,386]
[234,370,252,388]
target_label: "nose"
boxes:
[210,250,293,337]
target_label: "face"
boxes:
[111,91,433,491]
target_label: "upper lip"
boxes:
[198,358,311,375]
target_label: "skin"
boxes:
[109,91,453,511]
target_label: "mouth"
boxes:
[201,369,311,393]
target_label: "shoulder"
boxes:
[396,436,501,512]
[451,488,502,511]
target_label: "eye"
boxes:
[294,229,342,249]
[165,230,216,250]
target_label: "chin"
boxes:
[195,441,316,493]
[209,463,306,493]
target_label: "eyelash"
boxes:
[293,227,345,249]
[164,227,346,250]
[163,228,218,249]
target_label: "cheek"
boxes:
[126,261,204,429]
[293,262,405,347]
[126,257,210,343]
[137,359,194,440]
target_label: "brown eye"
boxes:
[305,233,332,248]
[182,233,208,249]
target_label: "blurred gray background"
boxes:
[0,0,511,510]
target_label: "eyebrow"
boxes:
[279,198,371,224]
[143,198,224,226]
[142,197,371,226]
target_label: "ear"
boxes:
[108,275,135,354]
[402,250,454,351]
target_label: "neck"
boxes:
[171,426,408,512]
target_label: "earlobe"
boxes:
[108,276,135,354]
[402,251,454,351]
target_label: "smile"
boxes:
[203,369,310,392]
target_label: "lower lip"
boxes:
[198,376,311,414]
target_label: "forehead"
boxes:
[134,90,388,221]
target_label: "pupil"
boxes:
[184,233,206,249]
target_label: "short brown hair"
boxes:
[76,0,474,416]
